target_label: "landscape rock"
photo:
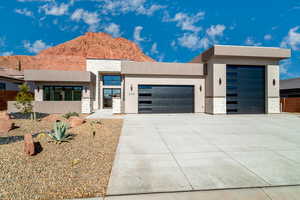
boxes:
[69,117,85,128]
[0,112,10,120]
[0,119,13,134]
[0,32,154,71]
[24,134,35,156]
[42,114,62,122]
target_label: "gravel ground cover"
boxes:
[0,115,123,200]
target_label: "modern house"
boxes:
[9,45,291,115]
[0,67,24,110]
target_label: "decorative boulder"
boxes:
[0,120,13,134]
[24,134,35,156]
[0,112,10,120]
[69,116,85,128]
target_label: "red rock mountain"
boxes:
[0,32,154,71]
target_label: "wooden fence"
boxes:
[281,97,300,113]
[0,91,18,111]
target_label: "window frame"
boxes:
[102,75,122,86]
[43,85,83,101]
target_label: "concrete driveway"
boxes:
[107,113,300,195]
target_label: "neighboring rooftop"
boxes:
[280,78,300,90]
[192,45,291,63]
[0,67,24,80]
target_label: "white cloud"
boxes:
[23,40,51,54]
[1,51,13,56]
[264,34,272,41]
[163,11,205,33]
[133,26,144,43]
[15,8,34,17]
[100,0,164,16]
[104,23,122,37]
[245,37,262,46]
[206,24,226,38]
[281,26,300,50]
[150,43,158,54]
[178,33,208,50]
[71,9,100,32]
[178,24,226,50]
[40,2,70,16]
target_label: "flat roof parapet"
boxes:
[193,45,291,62]
[24,70,94,83]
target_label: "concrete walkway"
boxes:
[86,109,124,119]
[71,185,300,199]
[107,113,300,195]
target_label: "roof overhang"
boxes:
[280,78,300,90]
[24,70,94,83]
[121,61,204,76]
[193,45,291,62]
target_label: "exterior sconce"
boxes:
[37,86,40,92]
[199,85,202,92]
[273,79,276,86]
[219,78,222,85]
[84,86,88,92]
[130,84,133,92]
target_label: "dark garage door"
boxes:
[138,85,194,113]
[226,65,265,114]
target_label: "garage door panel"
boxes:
[226,65,265,114]
[138,85,194,113]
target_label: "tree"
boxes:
[14,83,34,119]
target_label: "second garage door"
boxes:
[138,85,194,113]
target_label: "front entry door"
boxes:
[103,88,121,108]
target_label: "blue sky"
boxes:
[0,0,300,79]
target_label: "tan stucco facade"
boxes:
[19,45,291,115]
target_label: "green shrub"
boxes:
[48,121,72,144]
[14,83,34,119]
[63,112,79,119]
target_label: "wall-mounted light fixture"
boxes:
[130,84,133,92]
[85,86,88,92]
[199,85,202,92]
[219,78,222,85]
[273,79,276,86]
[37,86,40,92]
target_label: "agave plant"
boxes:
[48,121,72,144]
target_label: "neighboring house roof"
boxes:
[0,67,24,81]
[280,78,300,90]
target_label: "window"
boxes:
[0,83,6,90]
[43,86,83,101]
[103,75,121,86]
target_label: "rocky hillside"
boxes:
[0,32,154,71]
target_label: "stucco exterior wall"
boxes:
[8,101,81,114]
[124,75,205,114]
[86,59,121,110]
[205,62,226,114]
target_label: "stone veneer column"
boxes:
[81,85,92,114]
[266,65,280,113]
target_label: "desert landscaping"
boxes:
[0,111,123,200]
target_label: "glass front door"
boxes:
[103,88,121,108]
